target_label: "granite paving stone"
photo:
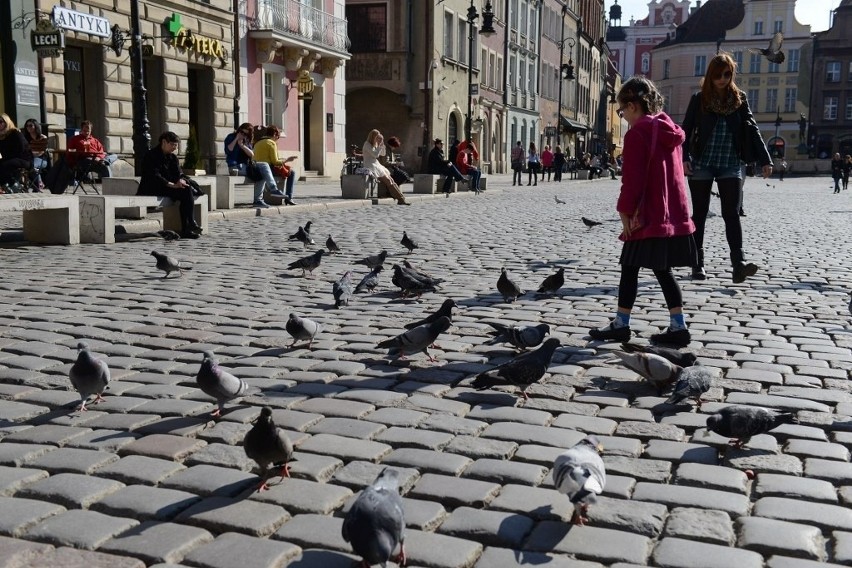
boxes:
[93,455,188,486]
[662,508,735,545]
[3,544,148,568]
[330,461,420,493]
[15,472,124,509]
[23,446,119,474]
[180,532,302,568]
[3,425,92,447]
[402,528,484,568]
[119,434,208,462]
[652,537,764,568]
[373,426,454,450]
[295,433,391,463]
[603,456,672,482]
[803,457,852,484]
[754,473,838,502]
[183,443,256,471]
[443,436,518,459]
[0,497,66,537]
[271,513,349,553]
[0,465,48,496]
[525,522,652,565]
[632,482,749,517]
[99,521,215,565]
[158,465,257,498]
[482,484,574,521]
[306,417,387,440]
[736,517,825,560]
[175,497,290,537]
[250,477,353,514]
[765,557,847,568]
[463,458,548,485]
[23,508,139,550]
[436,506,534,548]
[383,448,473,476]
[672,463,749,494]
[753,497,852,531]
[474,547,606,567]
[90,485,202,522]
[833,531,852,565]
[409,473,501,508]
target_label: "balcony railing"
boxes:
[255,0,350,55]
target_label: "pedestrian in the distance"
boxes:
[588,75,697,347]
[427,138,465,196]
[511,141,524,186]
[831,153,844,193]
[553,146,566,182]
[681,52,772,283]
[527,142,540,186]
[541,145,554,181]
[779,159,787,181]
[455,145,482,193]
[844,155,851,190]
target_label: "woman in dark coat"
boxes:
[0,114,33,188]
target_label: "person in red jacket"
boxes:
[589,76,697,347]
[455,141,482,193]
[66,120,117,178]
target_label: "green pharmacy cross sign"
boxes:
[166,12,226,60]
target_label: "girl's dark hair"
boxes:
[159,131,179,143]
[386,136,401,148]
[24,119,42,137]
[617,75,664,115]
[700,52,742,108]
[265,125,280,138]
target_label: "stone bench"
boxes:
[0,193,80,245]
[412,174,487,194]
[341,174,377,199]
[102,177,216,216]
[78,194,209,244]
[215,174,256,209]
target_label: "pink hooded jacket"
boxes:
[616,112,695,242]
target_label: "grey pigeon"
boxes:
[391,264,438,298]
[286,313,322,347]
[404,299,457,330]
[196,351,249,417]
[581,216,602,228]
[497,267,524,302]
[333,271,353,308]
[748,31,785,63]
[342,468,406,568]
[664,365,717,409]
[326,234,341,254]
[553,435,606,525]
[377,316,451,362]
[612,350,681,394]
[472,337,561,400]
[243,406,295,491]
[287,249,324,277]
[68,342,110,412]
[288,225,314,248]
[400,260,444,285]
[706,406,796,448]
[151,250,191,278]
[620,342,697,368]
[355,250,388,269]
[303,220,313,235]
[554,195,567,205]
[400,231,419,254]
[157,229,181,241]
[536,268,565,296]
[486,322,551,350]
[355,266,383,293]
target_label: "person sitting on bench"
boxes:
[66,120,117,179]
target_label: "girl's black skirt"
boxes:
[620,234,698,271]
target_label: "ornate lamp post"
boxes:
[773,107,782,158]
[465,1,496,141]
[129,0,150,174]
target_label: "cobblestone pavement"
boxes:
[1,174,852,568]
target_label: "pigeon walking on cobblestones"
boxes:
[355,250,388,269]
[355,266,383,294]
[69,342,110,412]
[287,249,325,277]
[554,195,567,205]
[303,220,313,235]
[581,217,603,228]
[664,365,717,409]
[286,313,322,347]
[326,235,341,254]
[196,351,248,418]
[706,406,796,448]
[404,299,457,330]
[536,268,565,296]
[400,231,419,254]
[620,342,697,368]
[486,322,551,350]
[402,260,444,284]
[151,250,191,278]
[342,468,407,568]
[243,406,295,492]
[289,225,314,248]
[377,316,451,362]
[392,264,439,298]
[553,435,606,526]
[497,268,524,302]
[473,337,561,400]
[612,350,681,394]
[333,271,353,308]
[157,229,181,241]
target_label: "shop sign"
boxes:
[52,6,111,38]
[31,19,65,58]
[297,71,315,96]
[167,13,226,60]
[14,61,39,107]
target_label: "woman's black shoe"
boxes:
[180,230,200,239]
[691,266,707,280]
[651,327,691,347]
[732,262,758,284]
[589,323,631,342]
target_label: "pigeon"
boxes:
[377,316,451,362]
[287,249,324,277]
[303,220,313,235]
[581,217,602,228]
[196,351,249,417]
[401,260,444,284]
[400,231,419,254]
[706,406,796,448]
[342,468,407,568]
[472,337,561,400]
[665,365,717,409]
[333,271,353,308]
[486,322,551,350]
[243,406,295,491]
[288,225,314,248]
[355,250,388,269]
[68,342,110,412]
[157,229,181,241]
[612,350,681,394]
[554,195,567,205]
[151,250,191,278]
[391,264,439,298]
[286,313,322,347]
[553,435,606,526]
[497,267,524,302]
[748,31,785,63]
[619,342,697,368]
[404,299,458,330]
[355,266,383,293]
[326,234,341,254]
[537,268,565,296]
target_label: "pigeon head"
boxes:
[252,405,275,425]
[373,467,401,492]
[288,313,299,321]
[541,337,561,350]
[150,251,162,258]
[581,435,604,453]
[201,350,216,362]
[706,413,722,432]
[536,323,552,336]
[76,341,89,352]
[373,265,384,274]
[379,250,388,260]
[441,299,458,310]
[556,268,565,275]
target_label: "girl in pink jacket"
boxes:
[589,76,697,348]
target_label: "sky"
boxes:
[606,0,842,33]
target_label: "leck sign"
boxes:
[31,19,65,58]
[52,6,111,38]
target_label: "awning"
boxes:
[560,117,588,132]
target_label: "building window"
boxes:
[458,19,468,65]
[846,99,852,120]
[263,71,275,127]
[509,54,516,89]
[346,4,387,53]
[641,53,650,74]
[663,59,670,80]
[496,56,503,91]
[510,0,518,29]
[824,96,838,119]
[773,20,783,33]
[488,52,495,88]
[765,89,778,113]
[849,61,852,80]
[749,52,761,74]
[768,61,780,73]
[528,61,535,94]
[753,21,763,35]
[519,60,526,92]
[787,49,799,73]
[826,62,841,82]
[733,51,743,72]
[694,55,706,77]
[443,12,454,59]
[784,88,797,113]
[747,89,759,110]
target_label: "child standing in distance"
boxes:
[588,76,698,347]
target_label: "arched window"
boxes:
[448,113,459,143]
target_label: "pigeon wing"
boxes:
[768,31,783,53]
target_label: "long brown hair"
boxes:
[699,53,743,109]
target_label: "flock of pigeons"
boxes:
[84,208,796,566]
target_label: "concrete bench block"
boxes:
[79,194,208,244]
[0,194,81,245]
[215,175,255,209]
[341,174,375,199]
[413,174,438,194]
[102,176,215,216]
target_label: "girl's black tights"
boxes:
[617,265,683,311]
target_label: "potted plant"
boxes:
[182,124,206,175]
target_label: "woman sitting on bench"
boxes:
[137,131,202,239]
[0,114,33,190]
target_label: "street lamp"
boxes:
[465,1,496,141]
[129,0,150,174]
